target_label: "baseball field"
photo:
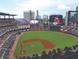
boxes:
[14,31,77,57]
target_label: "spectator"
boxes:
[35,53,40,59]
[52,49,57,59]
[41,51,49,59]
[64,47,73,59]
[22,56,26,59]
[32,54,36,59]
[27,56,31,59]
[47,50,52,59]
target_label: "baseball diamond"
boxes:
[14,31,77,57]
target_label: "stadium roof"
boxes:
[0,12,16,16]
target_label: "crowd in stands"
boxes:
[18,44,78,59]
[0,32,16,58]
[0,19,18,52]
[66,27,78,36]
[0,20,30,36]
[0,19,16,27]
[60,25,78,36]
[0,15,78,59]
[0,17,17,59]
[2,33,16,59]
[0,19,17,36]
[0,17,31,59]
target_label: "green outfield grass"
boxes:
[14,31,77,57]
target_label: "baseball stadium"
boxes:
[0,12,78,59]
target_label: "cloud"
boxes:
[6,0,77,18]
[16,0,64,16]
[17,0,51,10]
[15,0,52,17]
[57,4,70,10]
[17,0,73,12]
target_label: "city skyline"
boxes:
[0,0,77,18]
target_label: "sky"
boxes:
[0,0,78,18]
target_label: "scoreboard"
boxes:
[49,15,63,25]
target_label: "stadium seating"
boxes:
[0,13,78,59]
[0,13,31,59]
[60,25,78,36]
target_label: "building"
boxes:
[42,15,48,24]
[65,7,78,26]
[36,10,39,20]
[35,10,41,21]
[24,10,35,20]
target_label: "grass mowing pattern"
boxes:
[14,31,77,56]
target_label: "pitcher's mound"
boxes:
[30,45,36,48]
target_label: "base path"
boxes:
[22,38,55,49]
